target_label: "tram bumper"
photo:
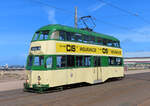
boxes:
[24,82,49,92]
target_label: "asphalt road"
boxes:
[1,72,150,106]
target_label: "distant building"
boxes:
[124,57,150,70]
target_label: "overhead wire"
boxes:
[95,18,147,35]
[29,0,73,14]
[28,0,75,25]
[97,0,150,24]
[28,0,147,35]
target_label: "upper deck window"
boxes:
[83,35,89,43]
[66,32,72,41]
[114,41,120,48]
[51,31,59,40]
[65,32,76,41]
[33,32,40,41]
[74,33,82,42]
[107,40,113,47]
[89,36,95,44]
[48,30,120,48]
[106,40,120,47]
[39,31,49,40]
[96,37,103,45]
[71,34,76,41]
[103,39,107,46]
[59,31,66,41]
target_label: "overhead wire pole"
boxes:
[75,7,78,28]
[29,0,147,35]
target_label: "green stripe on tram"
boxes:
[34,24,119,41]
[26,55,123,71]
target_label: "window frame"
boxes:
[84,56,91,67]
[96,37,103,45]
[66,55,75,68]
[45,56,53,69]
[39,30,50,40]
[89,36,95,44]
[32,31,41,41]
[93,56,101,67]
[59,31,66,41]
[108,57,122,66]
[76,56,84,67]
[83,35,89,43]
[27,55,33,67]
[56,55,67,69]
[33,56,44,66]
[74,33,83,42]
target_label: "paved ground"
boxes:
[125,69,150,75]
[0,69,149,92]
[0,80,24,92]
[0,72,150,106]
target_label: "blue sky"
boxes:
[1,0,150,65]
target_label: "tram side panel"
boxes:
[101,67,124,82]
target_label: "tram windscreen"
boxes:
[27,56,33,66]
[39,31,49,40]
[27,56,44,67]
[33,32,40,41]
[32,30,50,41]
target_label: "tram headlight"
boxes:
[26,75,29,83]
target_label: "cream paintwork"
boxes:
[29,41,56,55]
[27,40,124,88]
[29,40,122,57]
[26,67,124,88]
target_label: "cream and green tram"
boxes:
[24,24,124,92]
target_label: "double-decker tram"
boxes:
[24,24,124,92]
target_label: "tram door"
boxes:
[94,56,102,82]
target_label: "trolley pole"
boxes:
[75,7,78,28]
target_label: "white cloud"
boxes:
[88,2,106,12]
[124,51,150,57]
[48,9,57,24]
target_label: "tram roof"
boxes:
[37,24,119,41]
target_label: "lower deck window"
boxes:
[46,56,53,68]
[34,56,44,66]
[109,57,122,66]
[94,56,101,66]
[26,55,123,69]
[76,56,84,67]
[84,56,91,67]
[56,56,66,68]
[67,55,75,67]
[116,57,122,65]
[28,56,33,66]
